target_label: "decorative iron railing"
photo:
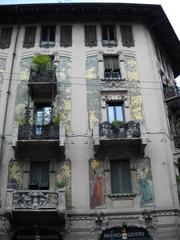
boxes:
[18,122,59,140]
[29,66,57,83]
[99,121,141,139]
[6,189,65,211]
[163,85,180,100]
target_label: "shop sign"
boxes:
[100,226,152,240]
[13,229,62,240]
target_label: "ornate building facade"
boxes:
[0,2,180,240]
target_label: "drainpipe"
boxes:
[0,25,20,171]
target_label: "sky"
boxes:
[0,0,179,83]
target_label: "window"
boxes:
[35,104,51,136]
[0,27,12,49]
[60,25,72,47]
[40,25,55,47]
[85,25,97,47]
[23,26,36,48]
[107,102,124,123]
[29,162,49,190]
[110,160,132,194]
[102,25,117,46]
[120,25,134,47]
[104,56,121,79]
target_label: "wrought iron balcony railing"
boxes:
[5,189,65,213]
[163,85,180,100]
[18,122,59,140]
[99,121,141,139]
[93,121,147,145]
[29,66,57,83]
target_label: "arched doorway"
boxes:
[99,226,153,240]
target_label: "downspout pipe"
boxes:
[0,25,20,169]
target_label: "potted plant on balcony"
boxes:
[32,54,52,71]
[111,120,127,137]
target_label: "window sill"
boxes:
[108,193,136,200]
[101,78,126,81]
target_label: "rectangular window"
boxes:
[102,25,117,46]
[34,104,51,136]
[85,25,97,47]
[0,27,12,49]
[107,102,124,123]
[40,25,55,47]
[104,56,121,79]
[60,25,72,47]
[120,25,134,47]
[110,160,132,194]
[23,26,36,48]
[29,162,49,190]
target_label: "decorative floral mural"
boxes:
[86,55,100,129]
[55,160,71,208]
[7,159,24,189]
[137,157,155,206]
[89,159,104,208]
[58,56,72,131]
[124,55,144,121]
[0,58,6,100]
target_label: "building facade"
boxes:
[0,2,180,240]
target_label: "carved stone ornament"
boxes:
[12,191,60,209]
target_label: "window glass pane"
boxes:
[0,27,12,49]
[85,26,97,47]
[107,102,124,122]
[109,26,115,41]
[49,26,55,42]
[115,105,124,121]
[102,26,108,40]
[30,162,49,190]
[41,26,48,42]
[111,160,131,194]
[108,106,115,123]
[24,26,36,48]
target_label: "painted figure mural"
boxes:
[7,160,24,189]
[137,157,154,206]
[90,159,104,208]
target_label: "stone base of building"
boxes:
[0,208,179,240]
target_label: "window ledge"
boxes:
[108,193,136,200]
[101,78,126,81]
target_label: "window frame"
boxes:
[102,25,117,46]
[84,25,97,47]
[29,161,49,190]
[60,25,72,47]
[110,159,132,194]
[23,26,36,48]
[120,25,134,48]
[106,101,125,123]
[103,55,121,80]
[40,25,56,48]
[0,27,12,49]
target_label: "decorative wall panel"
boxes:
[86,55,100,129]
[58,56,72,130]
[0,57,6,100]
[14,57,32,123]
[7,159,24,189]
[55,160,71,208]
[89,159,104,208]
[124,56,144,121]
[137,157,155,206]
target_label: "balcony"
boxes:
[12,122,65,160]
[93,121,147,157]
[5,189,65,224]
[28,66,57,100]
[163,85,180,110]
